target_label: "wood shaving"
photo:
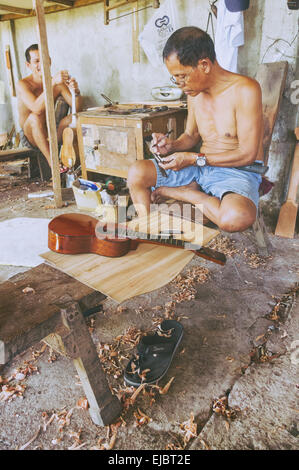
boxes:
[0,383,26,401]
[47,347,58,363]
[179,413,197,445]
[19,426,41,450]
[159,377,175,395]
[212,396,237,420]
[76,397,89,410]
[133,408,152,427]
[243,249,267,268]
[171,266,210,303]
[22,286,35,294]
[31,343,47,360]
[208,235,239,257]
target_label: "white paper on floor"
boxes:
[0,217,50,267]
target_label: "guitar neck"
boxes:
[118,226,201,251]
[100,224,226,266]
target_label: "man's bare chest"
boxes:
[194,94,237,140]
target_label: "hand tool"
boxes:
[234,161,269,175]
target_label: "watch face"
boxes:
[196,156,206,166]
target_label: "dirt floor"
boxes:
[0,163,298,451]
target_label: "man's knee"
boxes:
[127,160,156,189]
[24,112,44,129]
[218,207,256,232]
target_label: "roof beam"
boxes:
[0,4,31,15]
[0,0,101,21]
[46,0,74,6]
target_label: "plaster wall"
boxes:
[0,0,298,210]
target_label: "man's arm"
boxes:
[59,78,83,113]
[16,71,71,116]
[151,96,201,155]
[16,79,48,115]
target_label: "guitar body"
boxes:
[48,213,132,258]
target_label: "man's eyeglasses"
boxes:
[170,70,194,86]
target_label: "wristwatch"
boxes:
[194,153,207,167]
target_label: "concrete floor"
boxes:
[0,172,298,450]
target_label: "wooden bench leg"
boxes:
[252,211,271,257]
[44,302,122,426]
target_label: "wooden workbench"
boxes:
[77,104,187,179]
[0,263,121,426]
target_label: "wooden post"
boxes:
[33,0,63,207]
[132,2,140,63]
[58,302,122,426]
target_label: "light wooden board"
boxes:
[255,61,288,165]
[42,244,194,303]
[41,212,219,303]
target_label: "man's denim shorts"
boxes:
[151,159,262,209]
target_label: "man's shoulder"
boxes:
[233,73,261,95]
[17,75,33,90]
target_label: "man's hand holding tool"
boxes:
[150,130,174,177]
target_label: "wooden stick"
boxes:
[5,45,16,97]
[132,2,140,63]
[33,0,62,208]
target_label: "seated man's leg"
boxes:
[127,160,158,217]
[216,193,257,232]
[23,112,51,165]
[149,165,260,232]
[128,159,203,218]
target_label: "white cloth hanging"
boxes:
[214,0,245,73]
[138,0,179,68]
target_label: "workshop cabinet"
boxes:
[76,105,187,179]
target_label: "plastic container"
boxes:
[72,179,102,212]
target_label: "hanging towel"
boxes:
[215,0,245,73]
[139,0,179,68]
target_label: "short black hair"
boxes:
[163,27,216,66]
[25,44,39,63]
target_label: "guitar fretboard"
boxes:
[97,225,202,250]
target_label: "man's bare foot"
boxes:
[151,181,199,204]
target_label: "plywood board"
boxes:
[41,212,219,303]
[42,244,194,303]
[255,61,288,165]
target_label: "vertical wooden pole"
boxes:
[132,2,140,63]
[33,0,62,207]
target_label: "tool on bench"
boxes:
[48,213,226,266]
[234,161,269,175]
[101,93,118,107]
[275,128,299,238]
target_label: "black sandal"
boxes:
[124,320,184,386]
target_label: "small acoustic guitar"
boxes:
[48,213,226,265]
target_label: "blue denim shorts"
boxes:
[151,159,262,208]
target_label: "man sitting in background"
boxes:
[17,43,82,174]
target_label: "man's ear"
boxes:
[198,59,211,74]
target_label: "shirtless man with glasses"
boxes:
[127,27,264,232]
